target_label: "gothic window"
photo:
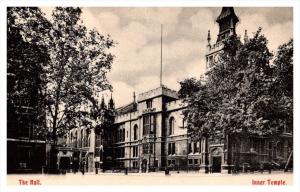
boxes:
[143,115,155,135]
[134,124,138,140]
[74,131,78,148]
[80,129,83,147]
[169,117,175,135]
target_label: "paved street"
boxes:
[7,171,293,185]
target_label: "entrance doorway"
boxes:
[211,148,222,173]
[212,156,221,172]
[142,159,147,173]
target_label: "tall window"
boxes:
[133,146,138,157]
[194,142,200,153]
[80,129,83,147]
[122,129,125,141]
[143,115,155,135]
[118,124,125,142]
[169,117,175,135]
[134,125,138,140]
[168,143,176,155]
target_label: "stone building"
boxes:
[61,7,293,173]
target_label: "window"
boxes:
[123,129,125,141]
[168,160,175,166]
[85,129,90,147]
[80,129,84,147]
[188,143,192,154]
[188,159,193,165]
[143,115,155,135]
[133,161,138,168]
[194,159,199,165]
[146,99,152,108]
[133,146,138,157]
[194,142,200,153]
[74,131,78,148]
[118,148,125,158]
[168,143,176,155]
[182,119,186,129]
[169,117,175,135]
[142,143,153,154]
[134,125,138,140]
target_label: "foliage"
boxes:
[7,7,116,142]
[179,28,293,140]
[7,7,50,140]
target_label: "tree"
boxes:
[179,78,221,173]
[7,7,50,140]
[179,28,293,173]
[8,7,116,173]
[41,7,115,172]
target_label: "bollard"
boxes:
[165,167,170,175]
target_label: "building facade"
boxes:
[61,7,293,173]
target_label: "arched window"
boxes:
[134,125,138,140]
[169,117,175,135]
[70,132,73,146]
[85,129,90,147]
[80,129,84,147]
[74,131,78,148]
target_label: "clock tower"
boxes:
[205,7,239,70]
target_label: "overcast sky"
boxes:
[42,7,293,107]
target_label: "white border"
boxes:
[0,1,299,192]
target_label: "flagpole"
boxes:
[160,24,163,87]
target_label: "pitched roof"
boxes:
[116,102,137,115]
[216,7,239,23]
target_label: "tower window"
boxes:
[146,99,153,108]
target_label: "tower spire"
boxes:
[244,29,249,43]
[160,24,163,87]
[207,30,211,46]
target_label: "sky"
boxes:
[42,7,293,107]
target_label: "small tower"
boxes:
[108,92,115,109]
[100,95,107,109]
[207,30,211,48]
[133,91,136,103]
[205,7,239,70]
[244,30,249,43]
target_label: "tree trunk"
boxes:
[227,133,232,174]
[204,135,209,173]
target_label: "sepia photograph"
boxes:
[6,5,294,186]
